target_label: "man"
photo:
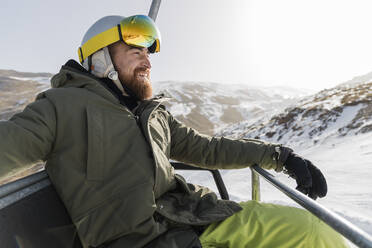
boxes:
[0,15,348,248]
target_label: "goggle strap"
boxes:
[79,47,84,63]
[117,24,124,41]
[88,55,92,73]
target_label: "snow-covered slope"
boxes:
[219,81,372,149]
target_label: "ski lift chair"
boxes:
[0,163,228,248]
[1,163,371,248]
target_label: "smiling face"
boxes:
[108,41,153,100]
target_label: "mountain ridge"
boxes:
[153,80,308,135]
[0,69,53,78]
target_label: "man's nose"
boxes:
[143,56,151,69]
[142,54,151,69]
[141,49,151,69]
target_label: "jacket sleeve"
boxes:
[0,97,56,181]
[167,112,286,172]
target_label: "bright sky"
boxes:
[1,0,372,91]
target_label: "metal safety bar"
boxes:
[0,170,50,210]
[0,170,48,199]
[251,165,372,248]
[251,167,261,202]
[171,162,230,200]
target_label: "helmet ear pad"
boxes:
[82,47,125,93]
[82,47,112,78]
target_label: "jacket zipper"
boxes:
[135,100,164,194]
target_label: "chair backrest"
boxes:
[0,184,82,248]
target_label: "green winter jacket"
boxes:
[0,61,287,248]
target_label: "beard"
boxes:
[121,67,153,101]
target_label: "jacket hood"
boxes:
[51,60,99,89]
[51,60,120,104]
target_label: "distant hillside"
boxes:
[0,72,51,120]
[338,70,372,88]
[0,69,53,78]
[154,81,308,135]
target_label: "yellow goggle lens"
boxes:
[120,15,161,53]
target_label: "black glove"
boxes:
[283,152,327,200]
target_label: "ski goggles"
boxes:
[78,15,161,63]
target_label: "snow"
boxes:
[177,132,372,247]
[16,99,27,105]
[316,104,364,142]
[233,101,368,150]
[259,85,314,99]
[9,76,50,85]
[168,103,192,116]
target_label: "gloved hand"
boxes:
[283,152,327,200]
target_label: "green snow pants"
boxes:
[199,201,349,248]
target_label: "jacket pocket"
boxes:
[74,181,156,247]
[86,105,105,181]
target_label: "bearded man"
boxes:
[0,15,348,248]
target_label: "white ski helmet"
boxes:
[78,15,161,91]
